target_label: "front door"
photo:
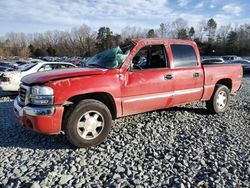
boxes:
[121,44,174,116]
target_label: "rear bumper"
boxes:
[14,97,64,134]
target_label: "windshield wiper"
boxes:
[87,64,106,68]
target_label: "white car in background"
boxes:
[0,66,15,77]
[0,61,76,91]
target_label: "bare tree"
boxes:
[195,20,207,41]
[1,21,250,57]
[121,26,147,40]
[217,24,232,43]
[171,18,188,39]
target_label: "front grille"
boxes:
[19,85,30,104]
[19,87,27,103]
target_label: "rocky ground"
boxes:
[0,76,249,188]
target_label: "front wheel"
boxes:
[206,84,230,114]
[64,99,112,148]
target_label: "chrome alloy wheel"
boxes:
[77,111,104,140]
[216,91,227,109]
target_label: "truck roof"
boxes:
[131,38,196,45]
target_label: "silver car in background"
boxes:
[202,58,225,65]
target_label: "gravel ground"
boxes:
[0,76,249,188]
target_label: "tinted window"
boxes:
[52,64,75,69]
[51,64,62,69]
[61,64,75,68]
[171,44,198,67]
[132,45,168,70]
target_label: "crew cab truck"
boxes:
[14,39,242,148]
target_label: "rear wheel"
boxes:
[64,99,112,148]
[206,84,230,114]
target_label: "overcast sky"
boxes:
[0,0,249,36]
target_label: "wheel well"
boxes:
[216,78,232,91]
[63,92,117,120]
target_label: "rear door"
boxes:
[170,44,204,106]
[121,44,174,116]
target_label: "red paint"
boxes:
[17,106,64,134]
[22,67,106,85]
[16,39,243,135]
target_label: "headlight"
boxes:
[30,86,54,105]
[31,86,54,95]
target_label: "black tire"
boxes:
[64,99,112,148]
[206,84,230,114]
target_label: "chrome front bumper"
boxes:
[14,97,55,116]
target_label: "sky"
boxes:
[0,0,249,36]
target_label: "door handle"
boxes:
[193,72,200,78]
[165,74,173,80]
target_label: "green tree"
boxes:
[206,18,217,42]
[147,29,157,38]
[47,46,56,56]
[225,31,238,54]
[28,44,35,57]
[113,34,122,47]
[34,48,47,57]
[177,29,188,39]
[159,23,166,38]
[96,27,114,51]
[188,27,195,39]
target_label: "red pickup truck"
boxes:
[14,39,242,148]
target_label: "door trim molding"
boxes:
[123,87,203,103]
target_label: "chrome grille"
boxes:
[19,87,26,103]
[19,85,30,105]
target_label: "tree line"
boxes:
[0,18,250,58]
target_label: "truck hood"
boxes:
[22,68,107,85]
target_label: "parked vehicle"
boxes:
[0,61,76,91]
[13,61,29,67]
[229,59,250,73]
[14,39,243,148]
[0,62,16,69]
[202,58,224,64]
[222,55,241,62]
[0,66,14,77]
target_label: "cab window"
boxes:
[131,45,168,70]
[171,44,198,67]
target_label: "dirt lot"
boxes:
[0,76,249,187]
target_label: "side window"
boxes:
[60,64,74,69]
[60,65,67,69]
[66,64,76,68]
[51,64,62,69]
[53,64,74,69]
[132,45,168,70]
[38,64,53,72]
[171,44,198,67]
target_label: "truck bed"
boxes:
[201,64,242,100]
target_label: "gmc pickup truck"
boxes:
[14,39,242,148]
